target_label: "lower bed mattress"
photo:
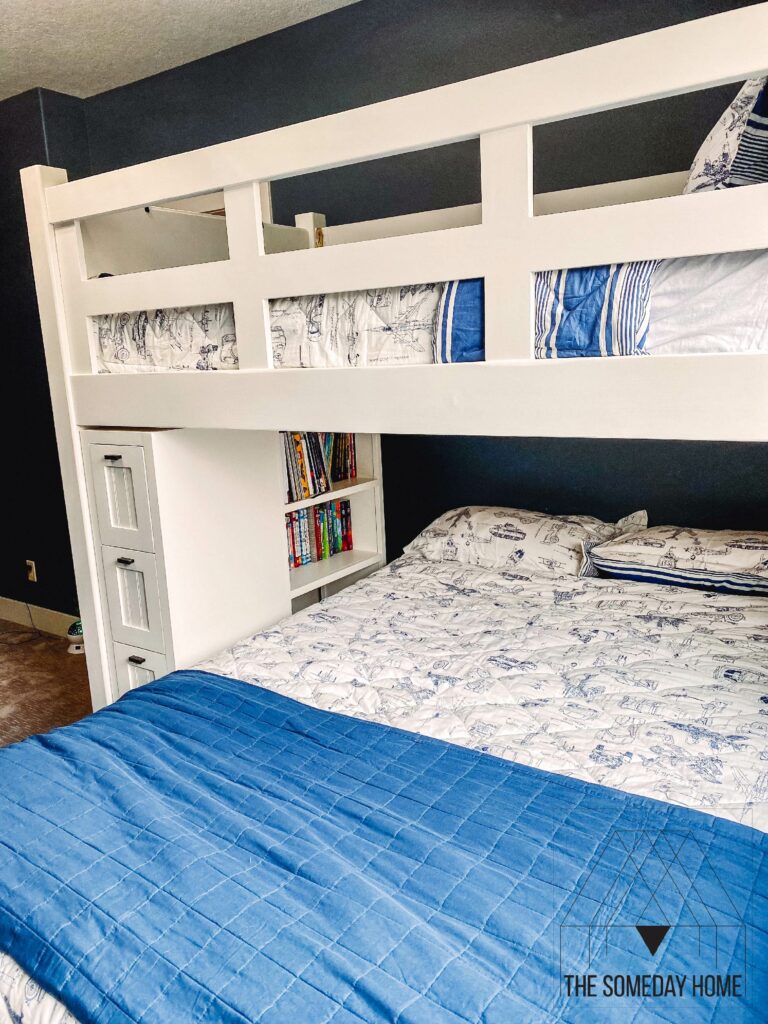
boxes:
[1,557,766,1023]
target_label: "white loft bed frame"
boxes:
[19,5,768,711]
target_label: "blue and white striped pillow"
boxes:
[686,78,768,193]
[583,525,768,596]
[436,279,485,363]
[535,261,657,358]
[723,80,768,188]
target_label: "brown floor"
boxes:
[0,618,92,747]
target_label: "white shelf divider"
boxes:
[289,549,382,598]
[284,477,377,513]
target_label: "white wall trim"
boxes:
[0,597,76,638]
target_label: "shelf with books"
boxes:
[283,432,385,606]
[289,549,383,598]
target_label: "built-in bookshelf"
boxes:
[283,432,385,607]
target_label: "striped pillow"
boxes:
[535,261,657,358]
[686,77,768,193]
[436,279,485,363]
[583,525,768,596]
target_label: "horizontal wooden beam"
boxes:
[528,182,768,269]
[71,354,768,442]
[45,5,768,223]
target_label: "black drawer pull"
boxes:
[128,655,146,665]
[103,454,122,462]
[116,556,135,566]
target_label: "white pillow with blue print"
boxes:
[582,525,768,596]
[685,78,768,193]
[404,506,648,578]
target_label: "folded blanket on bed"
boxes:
[0,671,764,1023]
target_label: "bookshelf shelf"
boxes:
[284,431,385,607]
[284,477,376,513]
[289,549,382,598]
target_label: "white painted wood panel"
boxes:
[44,6,768,223]
[88,442,154,551]
[528,182,768,269]
[102,546,165,652]
[257,224,486,298]
[71,355,768,441]
[80,207,229,278]
[21,166,112,711]
[480,126,533,360]
[113,644,168,695]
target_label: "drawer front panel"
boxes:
[90,444,154,551]
[102,546,165,653]
[113,643,168,697]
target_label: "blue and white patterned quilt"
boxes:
[204,556,768,831]
[0,670,765,1024]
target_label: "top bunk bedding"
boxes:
[93,77,768,374]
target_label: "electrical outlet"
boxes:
[25,560,37,583]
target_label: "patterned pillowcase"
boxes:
[685,77,768,193]
[583,525,768,595]
[404,506,648,578]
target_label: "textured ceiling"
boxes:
[0,0,360,101]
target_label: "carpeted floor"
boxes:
[0,618,92,747]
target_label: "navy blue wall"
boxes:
[84,0,755,224]
[0,90,88,614]
[0,0,761,610]
[382,437,768,559]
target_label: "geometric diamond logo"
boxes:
[559,829,746,982]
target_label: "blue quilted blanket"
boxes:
[0,671,765,1023]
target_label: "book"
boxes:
[285,497,354,570]
[282,431,335,503]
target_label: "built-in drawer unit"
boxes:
[101,545,164,653]
[89,443,154,551]
[113,643,168,697]
[83,428,309,708]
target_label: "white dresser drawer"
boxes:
[113,643,168,696]
[102,546,165,653]
[89,443,154,551]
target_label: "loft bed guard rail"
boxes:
[22,4,768,442]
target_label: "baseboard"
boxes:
[0,597,76,638]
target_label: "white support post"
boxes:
[295,212,327,249]
[480,125,535,360]
[54,221,98,374]
[20,166,112,710]
[223,181,272,368]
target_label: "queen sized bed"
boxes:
[1,535,767,1023]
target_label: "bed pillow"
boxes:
[534,262,657,358]
[436,279,485,363]
[685,78,768,193]
[583,525,768,595]
[270,287,439,368]
[95,304,238,373]
[646,249,768,354]
[404,506,648,578]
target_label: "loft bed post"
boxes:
[295,212,327,249]
[20,165,112,710]
[480,124,535,360]
[223,180,273,368]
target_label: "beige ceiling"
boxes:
[0,0,361,102]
